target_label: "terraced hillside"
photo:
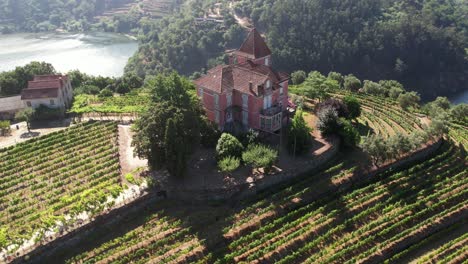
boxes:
[95,0,178,21]
[11,91,463,263]
[333,91,423,138]
[0,122,124,259]
[33,135,465,264]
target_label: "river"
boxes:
[0,32,138,77]
[449,90,468,105]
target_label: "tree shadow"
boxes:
[19,131,40,139]
[356,121,374,137]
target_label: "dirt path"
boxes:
[118,125,147,175]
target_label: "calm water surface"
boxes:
[0,32,138,77]
[449,90,468,105]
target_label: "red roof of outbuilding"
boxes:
[27,80,62,89]
[21,74,68,100]
[236,28,271,59]
[21,88,59,100]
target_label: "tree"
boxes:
[317,98,349,119]
[427,118,449,139]
[15,108,35,133]
[343,95,361,120]
[200,117,221,148]
[388,133,412,158]
[164,118,187,178]
[388,87,405,99]
[344,74,361,92]
[450,104,468,123]
[398,92,421,110]
[147,72,194,109]
[360,134,389,167]
[303,71,336,102]
[242,144,278,172]
[379,80,405,98]
[316,106,339,136]
[216,133,244,160]
[132,73,200,175]
[432,97,451,110]
[328,72,344,88]
[337,118,360,147]
[291,70,307,85]
[287,109,312,155]
[362,80,385,96]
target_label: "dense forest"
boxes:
[231,0,467,99]
[124,0,245,76]
[123,0,468,99]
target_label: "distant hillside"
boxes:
[0,0,180,33]
[231,0,468,100]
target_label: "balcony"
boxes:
[261,105,282,116]
[260,105,283,132]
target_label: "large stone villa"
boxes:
[0,74,73,120]
[194,28,290,133]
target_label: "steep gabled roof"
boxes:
[237,28,271,59]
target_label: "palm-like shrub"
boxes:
[242,144,278,172]
[218,156,240,173]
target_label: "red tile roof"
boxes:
[34,75,68,82]
[21,88,58,100]
[27,80,62,89]
[21,75,68,100]
[194,61,289,96]
[237,28,271,59]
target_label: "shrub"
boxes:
[218,156,240,173]
[216,133,243,160]
[0,120,10,136]
[34,104,63,120]
[99,88,113,98]
[240,129,260,147]
[288,109,312,155]
[242,144,278,171]
[316,106,339,136]
[343,95,361,120]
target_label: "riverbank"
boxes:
[0,32,138,77]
